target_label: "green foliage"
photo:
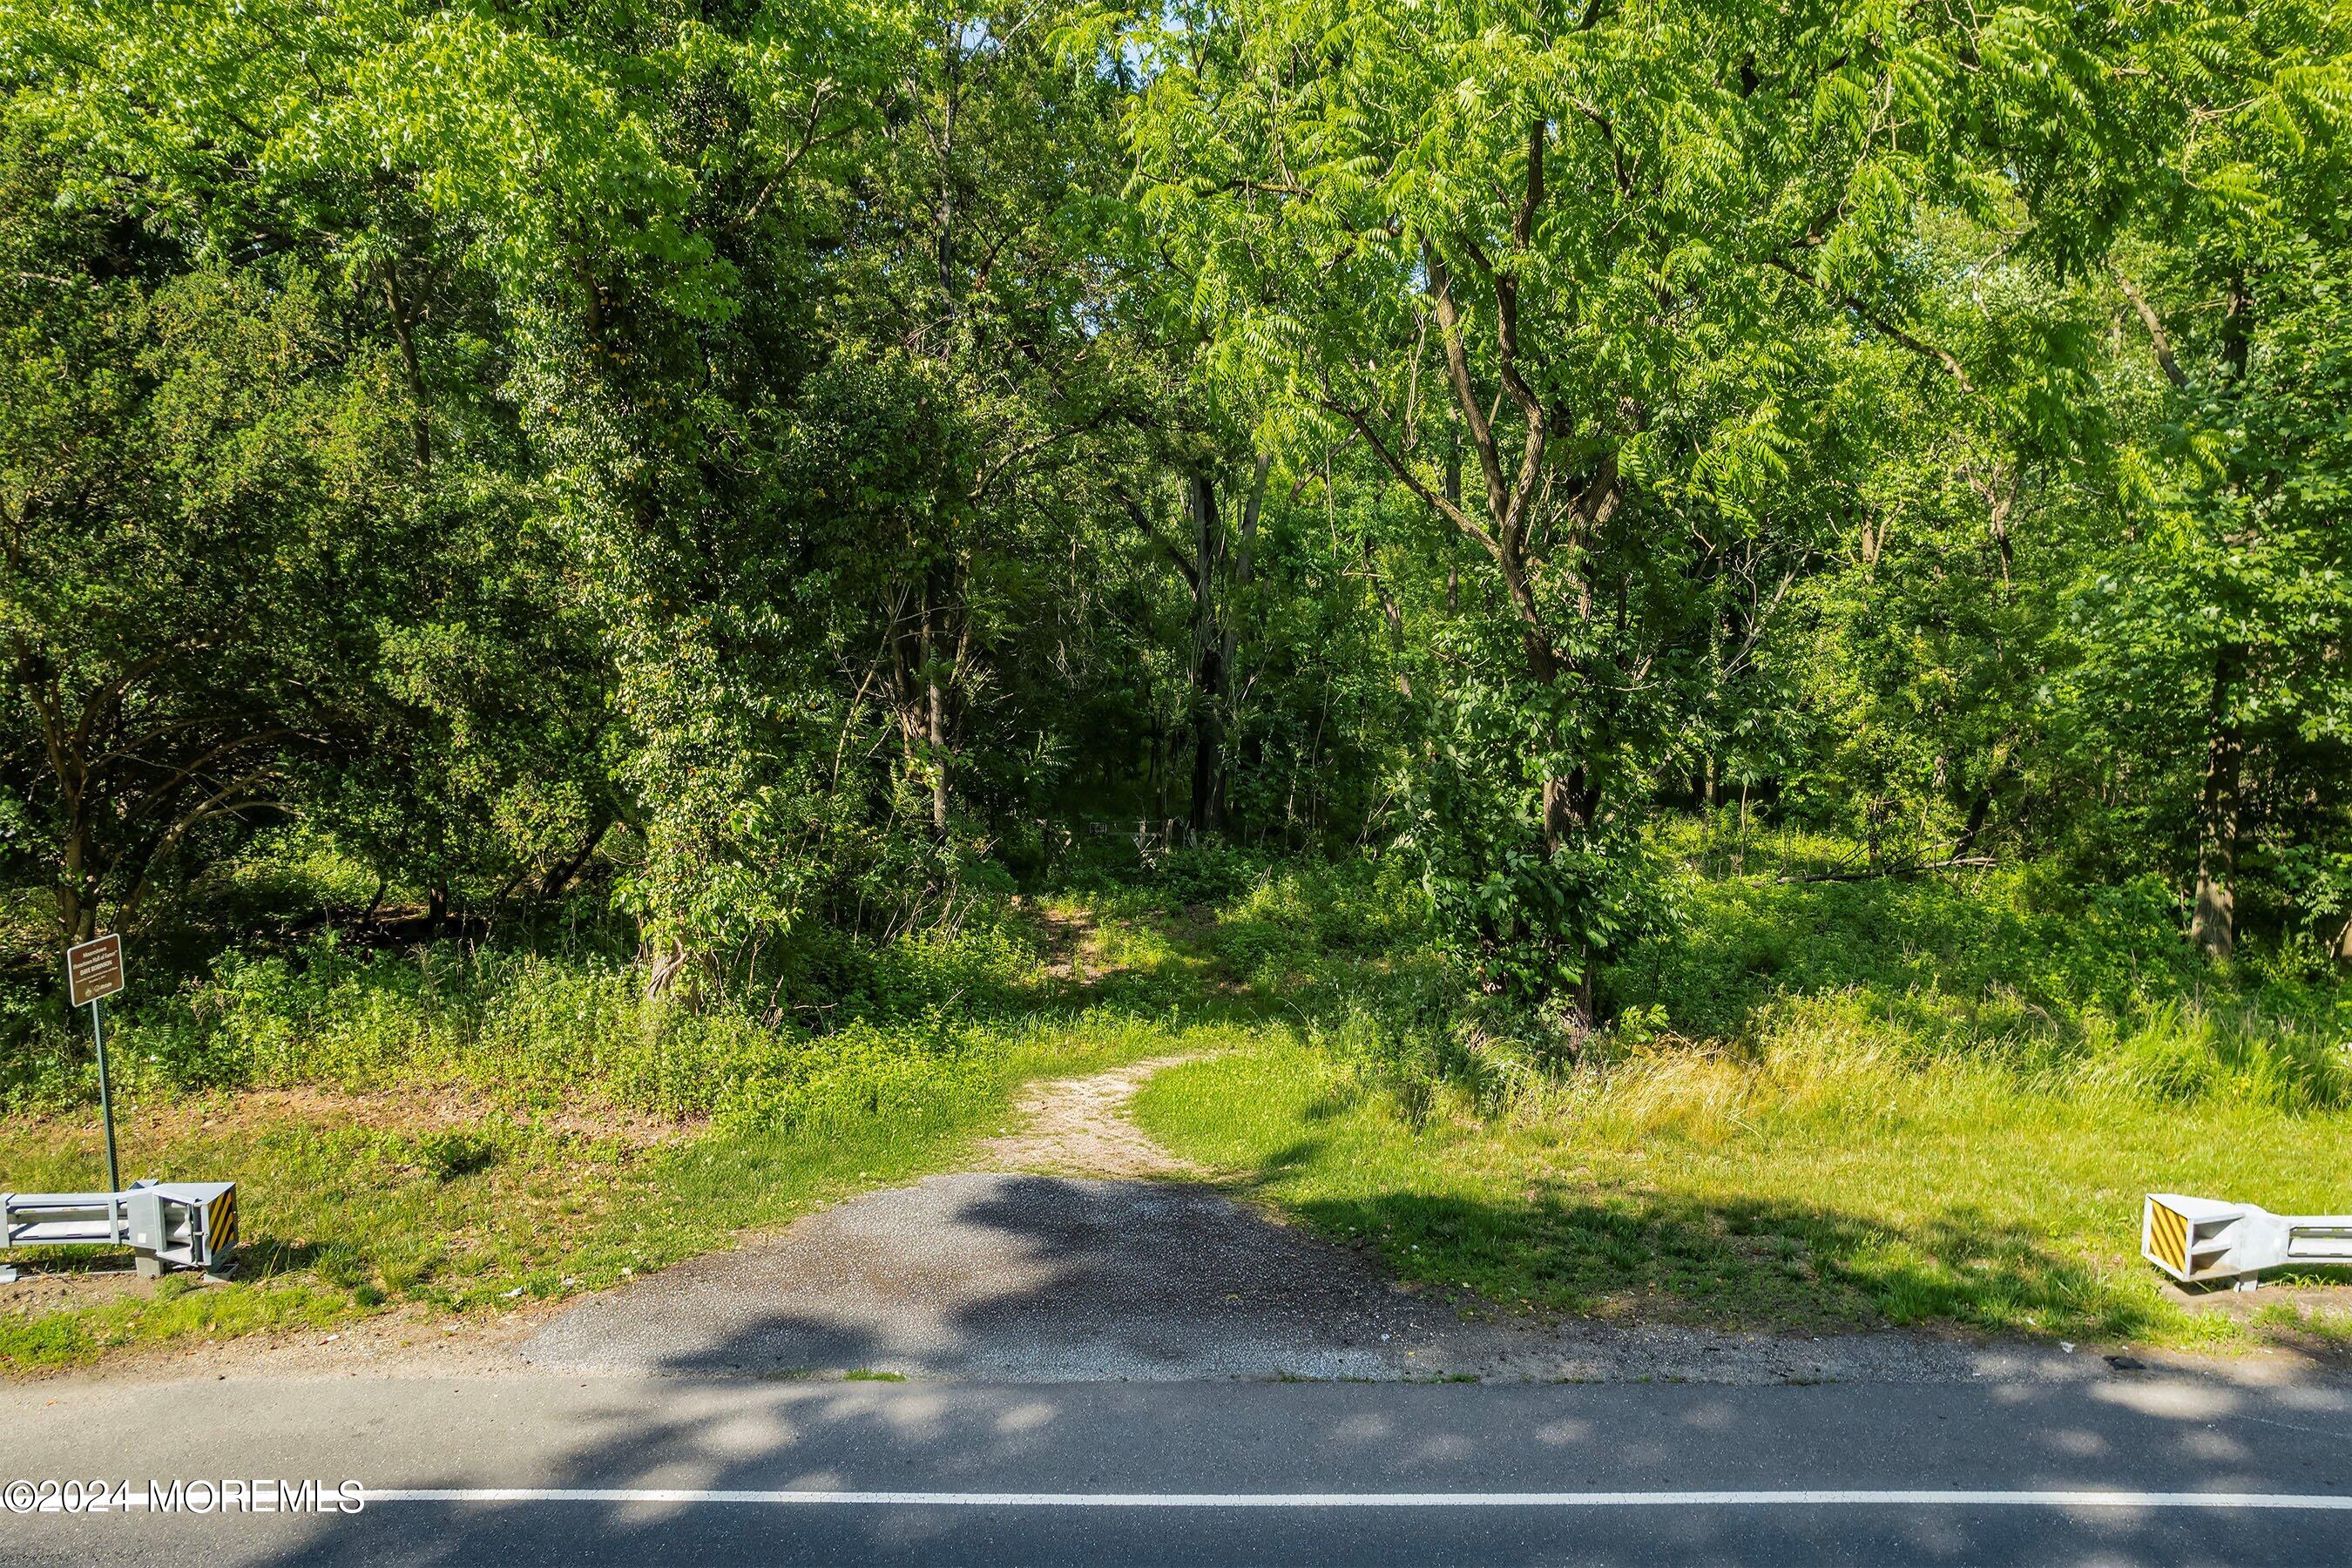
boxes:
[1104,0,2171,1004]
[0,889,1249,1372]
[1132,1032,2311,1345]
[1606,850,2201,1051]
[0,0,2347,1371]
[1206,827,2349,1125]
[1,896,1066,1120]
[0,240,416,939]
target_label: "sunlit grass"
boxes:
[1106,830,2352,1352]
[1132,1035,2352,1350]
[0,868,1252,1375]
[0,1008,1196,1373]
[9,837,2347,1371]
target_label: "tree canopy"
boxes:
[4,0,2348,1009]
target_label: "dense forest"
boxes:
[4,0,2349,1050]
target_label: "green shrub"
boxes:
[1208,856,1432,990]
[415,1130,499,1181]
[1153,845,1269,905]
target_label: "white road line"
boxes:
[363,1489,2352,1511]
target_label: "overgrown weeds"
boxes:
[3,902,1090,1127]
[1122,829,2351,1349]
[5,828,2347,1366]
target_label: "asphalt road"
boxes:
[10,1104,2349,1564]
[2,1371,2347,1565]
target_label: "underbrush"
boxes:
[0,908,1082,1130]
[1120,827,2352,1348]
[7,823,2347,1363]
[1315,985,2352,1137]
[0,1004,1215,1373]
[1301,825,2351,1124]
[0,846,1250,1372]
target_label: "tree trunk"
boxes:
[896,570,957,841]
[644,932,696,1004]
[52,747,98,943]
[1956,781,1996,857]
[539,818,612,899]
[1151,712,1171,825]
[2191,647,2241,960]
[54,882,95,945]
[1220,456,1268,693]
[1362,537,1414,699]
[2191,271,2254,962]
[1227,456,1273,815]
[1186,470,1225,838]
[927,610,951,839]
[1443,435,1463,615]
[378,261,432,471]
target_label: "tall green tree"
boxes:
[0,175,416,943]
[2072,1,2352,959]
[1108,0,2124,1016]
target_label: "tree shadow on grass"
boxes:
[1239,1173,2187,1345]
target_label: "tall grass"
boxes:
[1135,843,2352,1347]
[1,914,1071,1132]
[1259,827,2350,1125]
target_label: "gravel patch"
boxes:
[518,1168,2311,1386]
[524,1171,1453,1380]
[972,1055,1202,1179]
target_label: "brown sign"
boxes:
[66,933,124,1006]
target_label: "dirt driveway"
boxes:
[517,1058,2176,1386]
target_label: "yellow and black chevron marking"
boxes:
[2146,1199,2190,1275]
[206,1190,237,1260]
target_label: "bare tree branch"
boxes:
[2112,264,2187,390]
[1765,256,1974,392]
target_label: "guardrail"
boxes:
[2144,1193,2352,1288]
[1,1179,238,1281]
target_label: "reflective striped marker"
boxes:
[2145,1197,2190,1275]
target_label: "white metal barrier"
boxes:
[2,1179,237,1280]
[2144,1193,2352,1287]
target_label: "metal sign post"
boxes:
[90,997,118,1194]
[64,935,126,1193]
[5,936,237,1285]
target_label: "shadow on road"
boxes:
[240,1353,2352,1566]
[187,1162,2351,1564]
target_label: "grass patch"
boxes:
[1131,1036,2352,1350]
[0,866,1240,1375]
[0,1006,1202,1374]
[1108,829,2352,1351]
[9,834,2347,1369]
